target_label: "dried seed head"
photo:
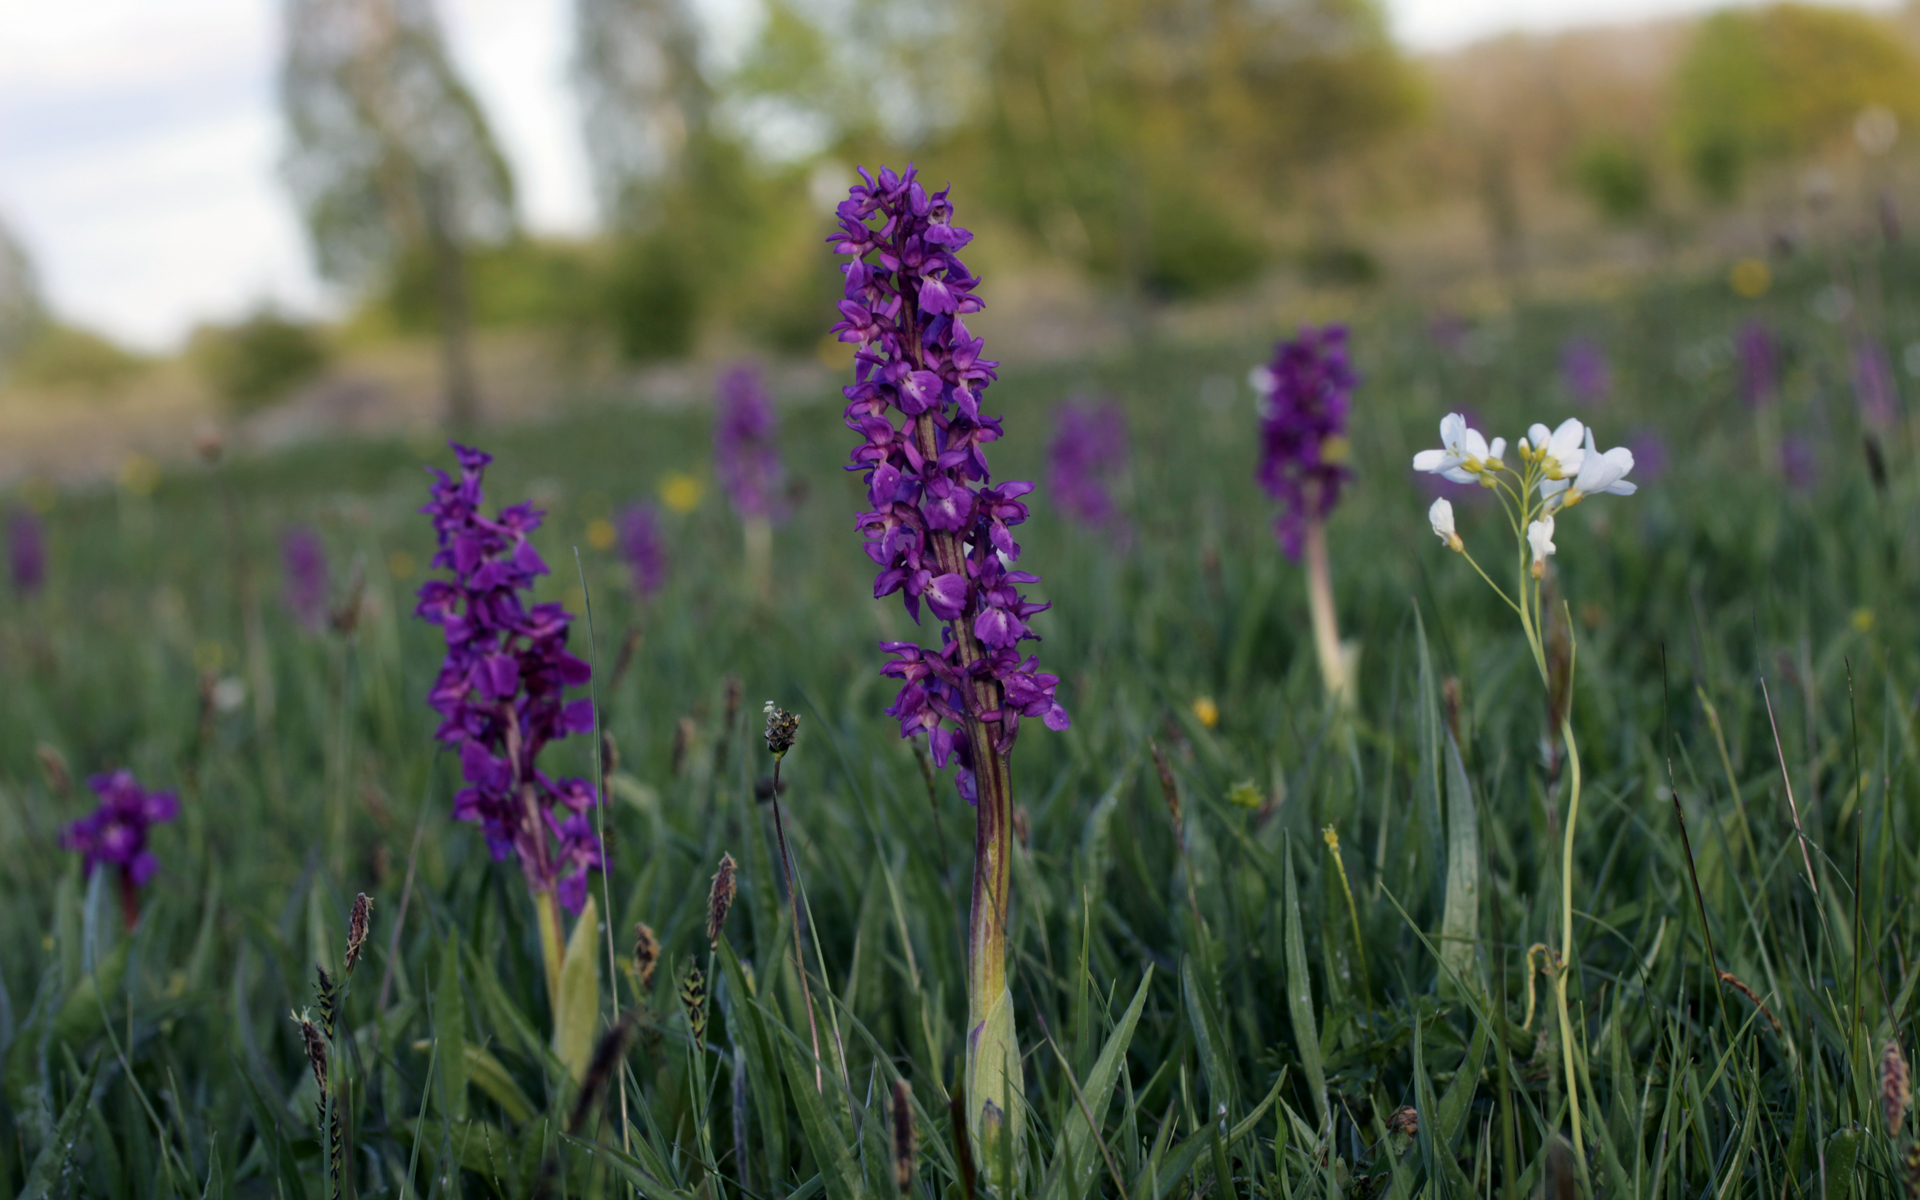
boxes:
[345,893,373,976]
[763,702,800,758]
[293,1010,328,1093]
[632,923,660,990]
[34,744,71,797]
[707,853,737,947]
[1885,1039,1912,1138]
[1905,1140,1920,1200]
[680,965,708,1043]
[949,1084,977,1200]
[1387,1105,1419,1138]
[600,730,620,776]
[891,1078,916,1193]
[1012,806,1030,850]
[724,675,743,722]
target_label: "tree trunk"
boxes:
[424,173,479,431]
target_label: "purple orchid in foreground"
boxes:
[62,769,179,927]
[414,443,603,996]
[830,163,1066,1149]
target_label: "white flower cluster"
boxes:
[1415,414,1635,579]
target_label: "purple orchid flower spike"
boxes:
[617,503,668,597]
[414,442,602,1001]
[1560,336,1611,406]
[1255,325,1359,702]
[1852,339,1900,431]
[1737,321,1777,409]
[714,362,785,599]
[10,509,45,596]
[282,526,329,632]
[62,768,179,927]
[829,163,1067,1151]
[1047,397,1129,536]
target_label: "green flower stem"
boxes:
[535,888,565,1010]
[965,731,1023,1154]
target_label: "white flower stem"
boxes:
[1303,518,1352,705]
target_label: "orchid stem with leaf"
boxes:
[1419,413,1638,1164]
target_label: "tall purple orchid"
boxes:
[830,164,1067,1148]
[62,769,178,927]
[1047,398,1129,533]
[414,443,603,1000]
[1255,326,1357,702]
[9,510,44,596]
[283,526,329,632]
[618,502,668,598]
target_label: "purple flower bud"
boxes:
[1627,429,1668,481]
[715,362,787,521]
[1047,398,1128,533]
[618,503,668,597]
[831,165,1068,791]
[1255,325,1356,560]
[9,510,45,596]
[62,769,178,897]
[415,442,603,911]
[282,526,329,632]
[1560,337,1611,406]
[1737,320,1777,409]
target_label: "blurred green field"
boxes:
[2,245,1918,1198]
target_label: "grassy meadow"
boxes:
[2,246,1919,1198]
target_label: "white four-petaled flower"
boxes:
[1413,413,1507,486]
[1429,498,1463,552]
[1540,428,1635,511]
[1527,517,1556,578]
[1525,418,1586,479]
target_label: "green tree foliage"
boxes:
[188,307,332,415]
[1672,3,1920,201]
[973,0,1420,300]
[1571,135,1655,223]
[6,324,147,393]
[279,0,515,423]
[0,213,44,378]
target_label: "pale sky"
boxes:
[0,0,1889,350]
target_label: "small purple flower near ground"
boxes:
[1047,398,1128,532]
[1254,325,1355,560]
[1737,321,1777,409]
[1560,337,1611,406]
[62,769,179,925]
[714,362,787,522]
[617,503,668,598]
[9,510,44,596]
[1851,339,1899,431]
[282,526,329,631]
[830,163,1069,802]
[414,442,603,913]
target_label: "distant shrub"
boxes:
[601,232,700,364]
[1572,137,1655,224]
[8,323,148,392]
[384,237,599,334]
[1299,243,1381,288]
[189,307,330,414]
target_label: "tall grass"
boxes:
[2,248,1919,1197]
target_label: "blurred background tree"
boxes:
[1672,3,1920,203]
[0,215,45,382]
[188,307,333,417]
[279,0,516,426]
